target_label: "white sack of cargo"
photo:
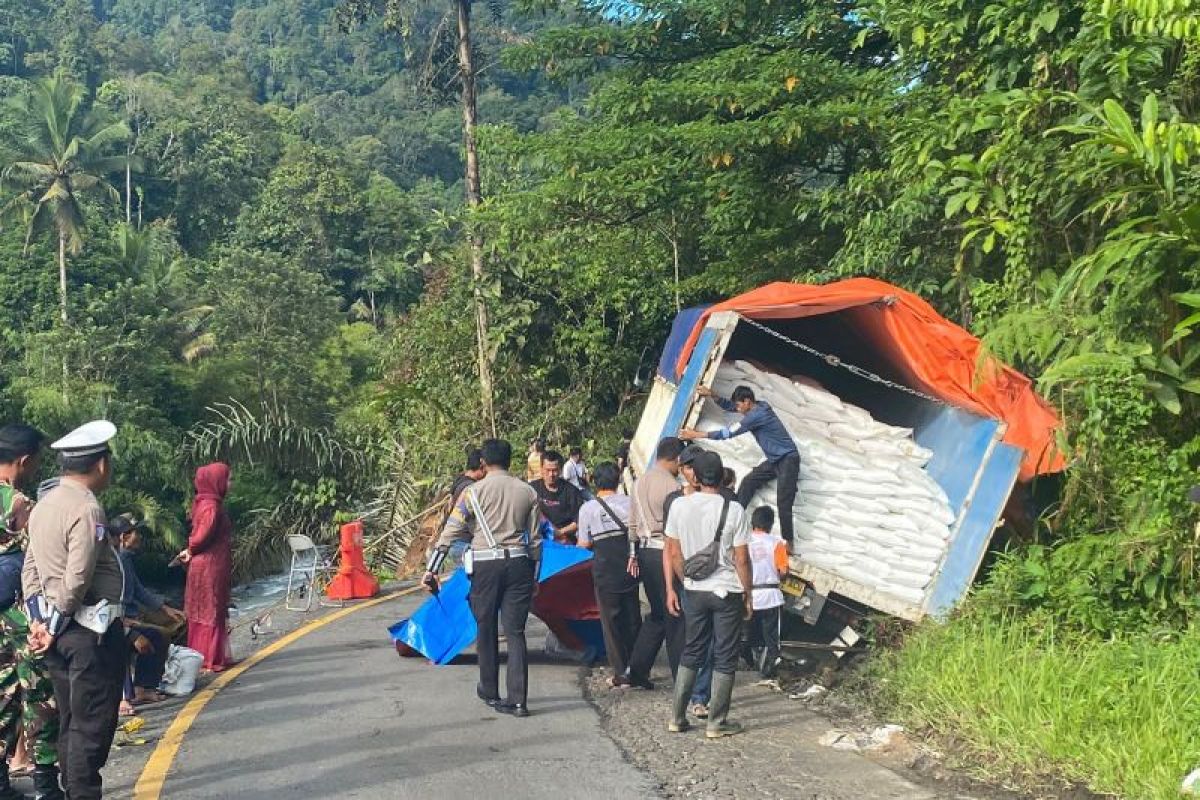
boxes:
[698,360,956,608]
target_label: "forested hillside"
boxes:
[0,0,565,576]
[2,0,1199,792]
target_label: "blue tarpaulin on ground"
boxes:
[656,305,711,383]
[389,540,595,666]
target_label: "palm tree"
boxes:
[0,72,131,325]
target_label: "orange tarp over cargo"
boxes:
[675,278,1064,481]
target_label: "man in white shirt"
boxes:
[563,447,589,492]
[664,451,752,739]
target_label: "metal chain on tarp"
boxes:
[736,315,947,406]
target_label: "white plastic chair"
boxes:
[285,534,341,612]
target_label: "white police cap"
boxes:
[50,420,117,457]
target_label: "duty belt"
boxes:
[639,538,665,550]
[590,530,626,543]
[471,546,529,562]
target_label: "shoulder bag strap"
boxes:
[713,497,731,548]
[592,495,629,536]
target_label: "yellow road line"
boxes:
[133,587,418,800]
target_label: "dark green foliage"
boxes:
[0,0,1195,628]
[0,0,563,577]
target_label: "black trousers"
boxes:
[595,588,641,677]
[738,452,801,542]
[627,548,685,682]
[45,621,127,800]
[469,557,535,705]
[131,625,169,689]
[743,606,782,677]
[681,590,744,676]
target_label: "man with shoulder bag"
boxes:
[664,451,753,739]
[576,462,640,688]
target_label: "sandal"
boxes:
[133,691,168,706]
[119,701,136,717]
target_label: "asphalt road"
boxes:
[148,593,656,799]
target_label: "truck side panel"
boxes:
[630,378,679,476]
[913,405,1001,515]
[654,320,737,464]
[925,441,1023,618]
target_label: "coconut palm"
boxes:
[0,72,131,325]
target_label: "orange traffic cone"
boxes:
[326,520,380,600]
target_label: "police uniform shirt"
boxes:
[438,470,542,562]
[628,463,679,546]
[21,478,122,615]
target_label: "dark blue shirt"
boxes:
[118,549,164,617]
[708,399,798,463]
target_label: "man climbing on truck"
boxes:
[681,385,800,549]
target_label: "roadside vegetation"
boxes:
[875,603,1200,798]
[0,0,1197,793]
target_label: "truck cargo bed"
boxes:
[634,310,1026,621]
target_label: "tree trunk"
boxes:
[669,213,681,313]
[456,0,496,437]
[58,230,68,325]
[58,230,68,398]
[125,146,132,225]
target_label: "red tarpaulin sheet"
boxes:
[675,278,1064,481]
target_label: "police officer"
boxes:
[0,425,61,800]
[424,438,540,718]
[23,421,126,800]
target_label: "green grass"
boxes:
[873,611,1200,799]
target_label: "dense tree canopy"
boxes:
[0,0,562,575]
[0,0,1196,634]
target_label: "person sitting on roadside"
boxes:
[530,451,585,544]
[744,506,787,679]
[112,514,186,708]
[665,451,753,739]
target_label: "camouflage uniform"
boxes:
[0,608,57,764]
[0,482,57,766]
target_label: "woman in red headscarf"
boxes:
[177,463,234,671]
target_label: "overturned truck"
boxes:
[631,278,1063,623]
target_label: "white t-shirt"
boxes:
[664,492,751,597]
[564,459,588,490]
[749,530,786,610]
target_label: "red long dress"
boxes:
[185,463,234,671]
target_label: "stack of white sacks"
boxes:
[697,360,957,606]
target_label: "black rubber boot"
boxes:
[0,763,26,800]
[668,665,697,733]
[31,766,62,800]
